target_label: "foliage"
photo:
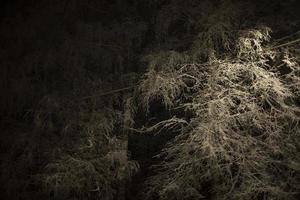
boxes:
[32,84,139,200]
[135,27,300,200]
[0,1,300,200]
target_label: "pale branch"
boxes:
[269,38,300,49]
[273,30,300,43]
[126,117,188,135]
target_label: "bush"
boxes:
[134,27,300,200]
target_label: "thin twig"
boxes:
[269,38,300,49]
[80,86,135,100]
[273,30,300,43]
[126,117,188,134]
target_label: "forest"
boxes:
[0,0,299,200]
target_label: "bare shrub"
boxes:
[135,27,300,200]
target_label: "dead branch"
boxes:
[126,117,188,135]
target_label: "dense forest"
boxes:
[0,0,299,200]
